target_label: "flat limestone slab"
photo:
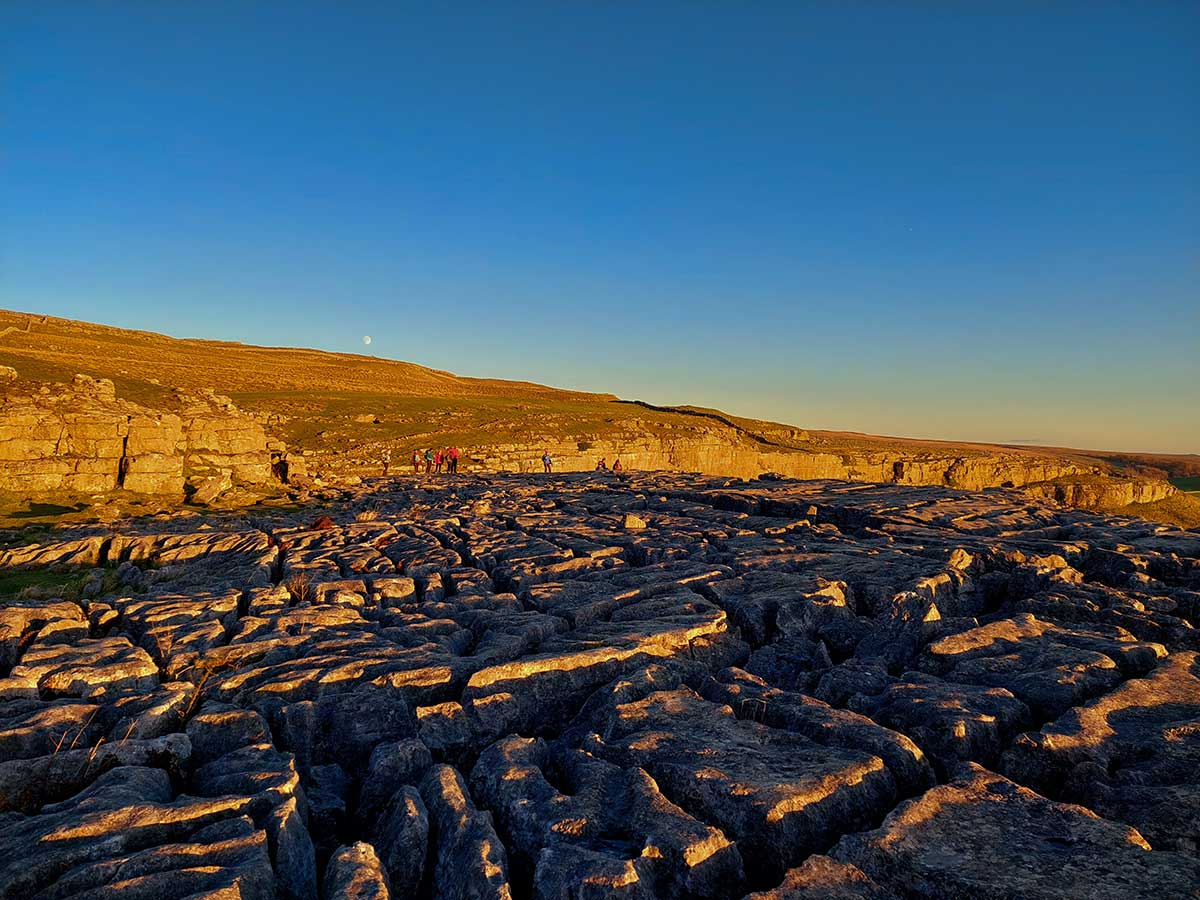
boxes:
[1003,650,1200,854]
[832,763,1200,899]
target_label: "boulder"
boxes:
[191,472,234,505]
[371,785,428,894]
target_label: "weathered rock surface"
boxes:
[742,855,899,900]
[0,372,295,496]
[420,763,512,900]
[849,672,1030,775]
[831,763,1200,899]
[1,471,1196,897]
[576,684,897,885]
[1002,650,1200,854]
[471,735,741,898]
[324,842,392,900]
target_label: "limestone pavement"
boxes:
[0,472,1197,899]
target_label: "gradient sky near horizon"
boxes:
[2,3,1197,454]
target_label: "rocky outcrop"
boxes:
[462,431,1174,512]
[0,366,1176,513]
[1022,476,1179,509]
[0,370,302,497]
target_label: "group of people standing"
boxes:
[540,451,628,475]
[382,446,625,477]
[380,446,461,476]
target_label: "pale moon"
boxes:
[362,335,372,346]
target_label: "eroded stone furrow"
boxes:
[1,472,1197,899]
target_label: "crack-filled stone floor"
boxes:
[1,472,1197,899]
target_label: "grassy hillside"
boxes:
[1,308,1019,462]
[0,309,777,464]
[1107,492,1200,529]
[1,308,1195,529]
[0,309,603,406]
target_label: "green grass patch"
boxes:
[0,567,90,600]
[10,501,90,519]
[0,562,139,602]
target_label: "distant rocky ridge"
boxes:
[0,309,1188,520]
[0,365,304,499]
[0,362,1179,515]
[369,430,1179,514]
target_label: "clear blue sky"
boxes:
[2,2,1196,453]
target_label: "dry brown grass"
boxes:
[0,308,603,406]
[1109,492,1200,529]
[283,572,317,605]
[179,654,242,721]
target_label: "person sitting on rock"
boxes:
[542,451,553,473]
[595,458,608,471]
[612,458,623,473]
[411,449,422,474]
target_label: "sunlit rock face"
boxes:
[1,471,1197,898]
[0,373,296,498]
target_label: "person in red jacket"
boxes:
[434,448,444,473]
[449,445,461,474]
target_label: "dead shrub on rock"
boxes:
[283,572,317,606]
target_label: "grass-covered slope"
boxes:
[1,308,1194,526]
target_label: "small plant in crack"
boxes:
[180,655,241,721]
[283,572,317,605]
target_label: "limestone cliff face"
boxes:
[469,433,1084,486]
[1021,477,1178,510]
[0,367,1177,513]
[0,372,294,496]
[467,431,1174,512]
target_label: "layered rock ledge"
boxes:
[0,371,303,497]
